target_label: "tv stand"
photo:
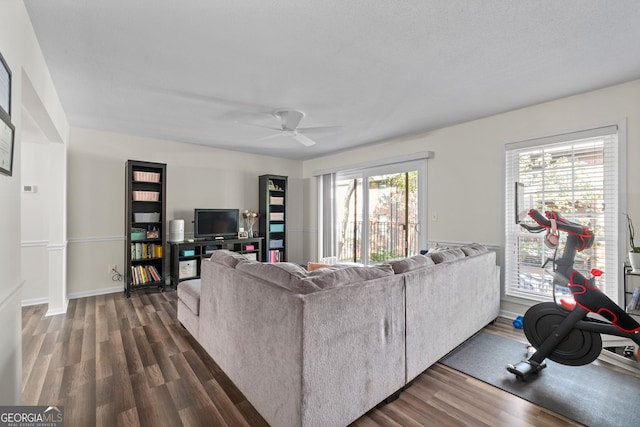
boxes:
[169,237,263,288]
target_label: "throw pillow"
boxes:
[429,248,466,264]
[209,250,248,268]
[304,264,394,290]
[307,262,330,272]
[236,261,320,294]
[460,243,488,256]
[387,254,435,274]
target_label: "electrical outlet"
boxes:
[108,264,116,274]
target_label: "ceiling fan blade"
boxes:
[297,125,342,134]
[293,133,316,147]
[155,87,273,112]
[241,122,281,132]
[257,133,282,141]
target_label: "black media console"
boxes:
[169,237,263,288]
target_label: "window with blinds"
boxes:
[504,126,620,302]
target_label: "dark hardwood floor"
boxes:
[22,290,583,426]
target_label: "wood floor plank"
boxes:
[80,306,96,362]
[117,406,141,427]
[22,331,46,389]
[23,292,599,427]
[133,326,158,368]
[22,353,52,404]
[149,341,181,382]
[95,403,115,427]
[202,378,251,427]
[111,350,137,415]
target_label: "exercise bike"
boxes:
[507,209,640,380]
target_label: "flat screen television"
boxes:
[194,209,239,239]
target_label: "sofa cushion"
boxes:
[304,264,394,289]
[177,279,201,315]
[210,250,248,268]
[236,261,321,294]
[387,255,435,274]
[429,248,466,264]
[460,243,488,256]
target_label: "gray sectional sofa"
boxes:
[177,245,500,427]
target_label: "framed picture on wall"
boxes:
[0,112,15,176]
[0,51,10,117]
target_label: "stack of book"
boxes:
[130,265,161,285]
[131,243,163,260]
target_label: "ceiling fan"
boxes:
[256,109,318,147]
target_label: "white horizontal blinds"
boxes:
[505,126,619,302]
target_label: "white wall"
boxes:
[302,79,640,316]
[66,127,303,296]
[0,1,68,405]
[20,141,49,304]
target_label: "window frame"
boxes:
[316,156,429,264]
[503,123,626,305]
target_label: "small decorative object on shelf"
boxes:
[146,228,160,239]
[243,209,259,238]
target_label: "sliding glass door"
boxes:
[335,161,425,264]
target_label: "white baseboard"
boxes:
[67,285,123,300]
[500,308,524,321]
[21,297,49,307]
[46,299,68,317]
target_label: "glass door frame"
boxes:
[335,160,427,264]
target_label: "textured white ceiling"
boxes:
[23,0,640,160]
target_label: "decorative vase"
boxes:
[629,251,640,272]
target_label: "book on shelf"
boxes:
[131,243,163,260]
[268,249,282,263]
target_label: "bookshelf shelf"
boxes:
[125,160,167,297]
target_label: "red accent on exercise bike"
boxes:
[559,299,576,310]
[566,271,640,333]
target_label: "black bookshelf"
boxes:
[125,160,167,297]
[259,174,287,262]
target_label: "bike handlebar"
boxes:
[527,209,588,236]
[521,209,595,251]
